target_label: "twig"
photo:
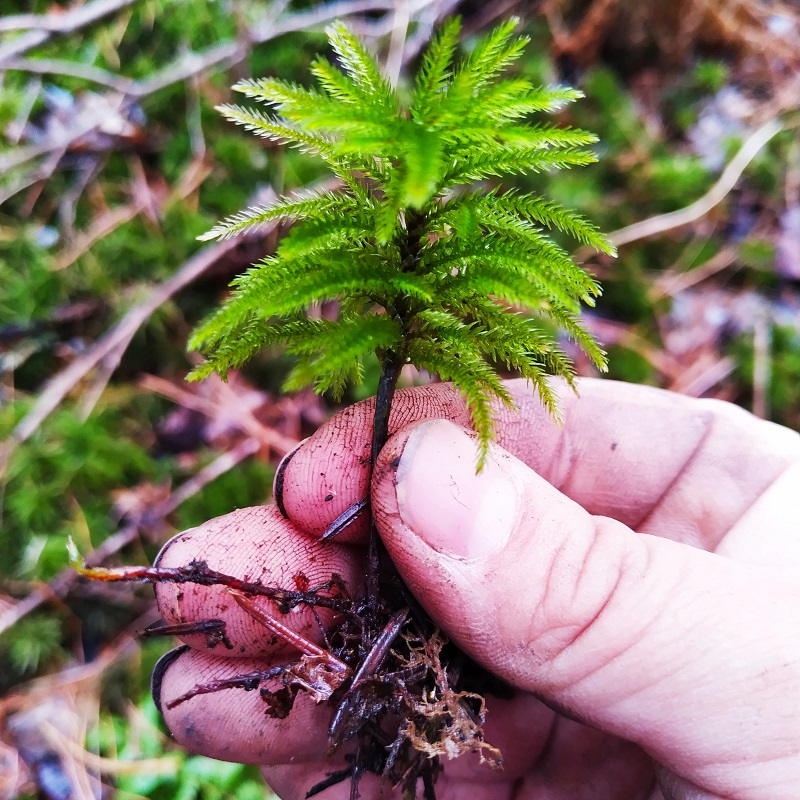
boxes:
[0,57,133,92]
[649,246,738,301]
[587,317,681,379]
[157,437,261,513]
[0,0,139,62]
[6,76,41,145]
[0,608,157,715]
[401,0,462,64]
[752,311,772,419]
[2,187,277,469]
[53,157,212,270]
[0,437,260,637]
[669,355,737,398]
[52,200,145,269]
[78,338,130,421]
[0,95,127,175]
[40,720,181,777]
[608,117,786,248]
[138,373,299,456]
[385,0,411,87]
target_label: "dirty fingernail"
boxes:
[151,645,189,714]
[395,420,520,560]
[153,530,188,567]
[273,438,309,517]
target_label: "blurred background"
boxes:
[1,1,799,797]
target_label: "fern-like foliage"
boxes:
[191,17,613,464]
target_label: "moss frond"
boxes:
[325,22,395,112]
[284,314,402,399]
[216,104,332,154]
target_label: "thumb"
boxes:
[371,419,800,796]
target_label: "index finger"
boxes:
[276,378,800,553]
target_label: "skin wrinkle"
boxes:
[534,518,633,685]
[657,767,739,800]
[531,709,561,771]
[542,543,701,707]
[630,413,715,536]
[634,402,800,552]
[715,461,800,566]
[556,530,669,694]
[545,398,573,495]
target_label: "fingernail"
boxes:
[151,645,189,714]
[273,438,308,518]
[395,420,520,559]
[153,531,188,567]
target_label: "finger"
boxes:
[275,383,473,542]
[531,379,800,555]
[277,378,800,554]
[371,419,800,798]
[714,460,800,570]
[153,506,365,656]
[154,647,332,764]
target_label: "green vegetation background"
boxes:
[1,1,798,798]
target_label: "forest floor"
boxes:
[1,1,799,798]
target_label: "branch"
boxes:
[1,185,278,468]
[0,0,139,61]
[139,373,300,456]
[608,117,786,248]
[0,57,134,92]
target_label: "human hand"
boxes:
[150,379,800,799]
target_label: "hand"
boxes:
[150,379,800,800]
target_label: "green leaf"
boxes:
[325,22,396,113]
[284,314,402,399]
[398,122,443,209]
[216,104,332,154]
[411,16,461,122]
[198,189,361,242]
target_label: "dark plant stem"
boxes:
[366,347,403,606]
[370,348,404,465]
[366,211,423,604]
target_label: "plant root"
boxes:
[75,558,504,798]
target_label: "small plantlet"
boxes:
[73,17,613,799]
[190,15,611,466]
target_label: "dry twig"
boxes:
[0,0,139,60]
[609,116,786,248]
[1,185,278,468]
